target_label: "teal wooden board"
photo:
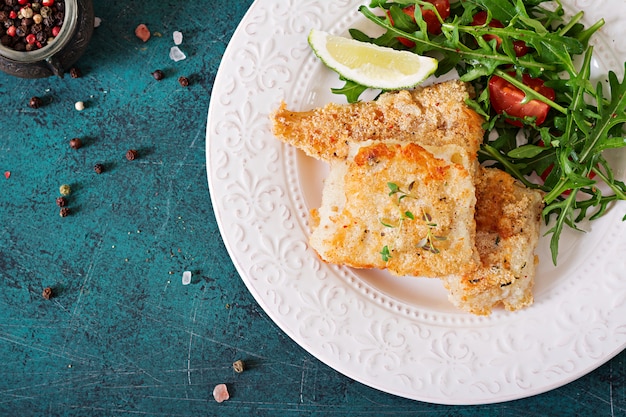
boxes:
[0,1,624,416]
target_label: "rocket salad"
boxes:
[330,0,626,264]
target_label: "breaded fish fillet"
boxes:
[310,140,480,278]
[270,80,544,315]
[442,167,544,315]
[271,80,484,161]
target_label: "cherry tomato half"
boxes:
[471,11,528,57]
[471,11,504,46]
[413,0,450,35]
[488,73,556,127]
[388,0,451,47]
[387,6,419,47]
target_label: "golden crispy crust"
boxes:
[271,80,484,161]
[443,167,544,315]
[270,80,544,315]
[310,141,480,278]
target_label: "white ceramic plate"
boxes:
[207,0,626,405]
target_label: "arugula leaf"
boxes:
[331,79,369,104]
[472,0,517,22]
[507,144,545,159]
[579,63,626,162]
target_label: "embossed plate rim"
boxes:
[206,0,626,405]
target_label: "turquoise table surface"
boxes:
[0,1,624,416]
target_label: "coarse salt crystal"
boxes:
[94,17,101,28]
[74,101,85,111]
[169,46,186,62]
[173,31,183,45]
[212,384,229,403]
[182,270,191,285]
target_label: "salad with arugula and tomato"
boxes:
[330,0,626,264]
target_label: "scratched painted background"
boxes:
[0,1,624,416]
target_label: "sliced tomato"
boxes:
[388,0,450,47]
[471,11,528,57]
[386,7,416,47]
[419,0,450,35]
[539,163,554,183]
[488,73,556,127]
[513,40,529,57]
[471,11,504,47]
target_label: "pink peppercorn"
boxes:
[6,26,16,37]
[52,26,61,37]
[9,11,17,19]
[42,0,55,6]
[26,34,36,45]
[18,0,28,5]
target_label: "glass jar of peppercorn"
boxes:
[0,0,93,78]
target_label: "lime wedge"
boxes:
[308,29,438,90]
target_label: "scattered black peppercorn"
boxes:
[178,76,189,87]
[42,287,53,300]
[56,196,67,207]
[69,67,82,78]
[94,163,104,174]
[152,70,164,81]
[29,96,43,109]
[69,138,82,149]
[126,149,138,161]
[59,207,70,217]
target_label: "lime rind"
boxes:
[308,29,438,90]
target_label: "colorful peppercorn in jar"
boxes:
[0,0,93,78]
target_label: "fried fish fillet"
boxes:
[272,80,484,161]
[271,80,544,315]
[272,80,484,278]
[310,140,480,278]
[442,167,544,315]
